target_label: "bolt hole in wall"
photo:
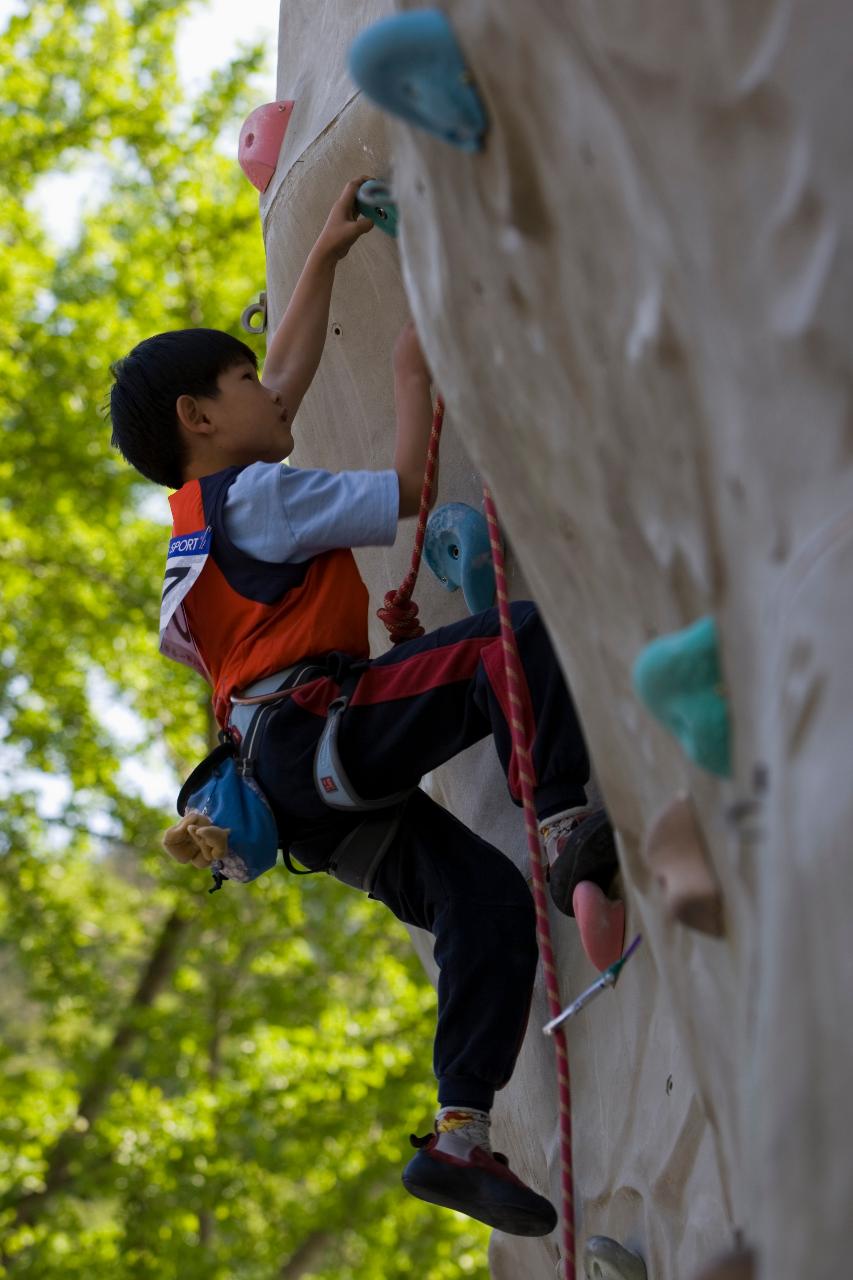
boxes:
[332,323,342,336]
[666,1074,674,1095]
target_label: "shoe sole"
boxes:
[402,1172,558,1237]
[572,880,626,971]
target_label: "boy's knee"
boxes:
[440,898,537,974]
[509,600,538,629]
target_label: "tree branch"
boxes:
[2,907,191,1233]
[279,1231,333,1280]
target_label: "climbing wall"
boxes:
[258,3,853,1277]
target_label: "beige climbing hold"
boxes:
[645,794,725,937]
[583,1235,648,1280]
[693,1247,754,1280]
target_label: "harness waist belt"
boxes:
[229,662,322,741]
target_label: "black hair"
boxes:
[109,328,258,488]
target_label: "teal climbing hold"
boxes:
[424,502,496,614]
[632,616,732,777]
[356,179,398,237]
[348,10,488,152]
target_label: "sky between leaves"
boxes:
[19,0,279,246]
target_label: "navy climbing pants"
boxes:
[255,602,591,1112]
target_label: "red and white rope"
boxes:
[377,398,445,643]
[483,485,575,1280]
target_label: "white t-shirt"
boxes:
[223,462,400,563]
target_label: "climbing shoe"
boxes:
[403,1131,558,1236]
[543,808,619,914]
[544,808,625,970]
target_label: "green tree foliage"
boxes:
[0,4,489,1274]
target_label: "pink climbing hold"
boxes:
[572,881,626,973]
[238,100,295,192]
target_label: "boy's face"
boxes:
[197,360,294,465]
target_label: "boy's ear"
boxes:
[175,393,212,436]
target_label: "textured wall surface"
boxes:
[260,3,853,1277]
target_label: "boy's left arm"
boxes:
[261,177,373,420]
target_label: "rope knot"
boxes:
[377,591,424,642]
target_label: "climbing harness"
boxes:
[314,690,414,810]
[171,662,327,890]
[169,658,408,893]
[323,805,408,893]
[378,397,445,643]
[231,664,401,813]
[238,654,413,813]
[228,660,326,737]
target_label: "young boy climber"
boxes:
[109,178,624,1238]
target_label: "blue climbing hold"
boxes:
[348,10,488,152]
[632,616,732,777]
[356,179,398,237]
[424,502,496,614]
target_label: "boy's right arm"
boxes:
[261,178,373,421]
[393,321,436,518]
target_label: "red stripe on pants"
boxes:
[481,636,536,802]
[347,636,496,708]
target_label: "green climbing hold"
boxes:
[632,616,732,777]
[356,179,398,237]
